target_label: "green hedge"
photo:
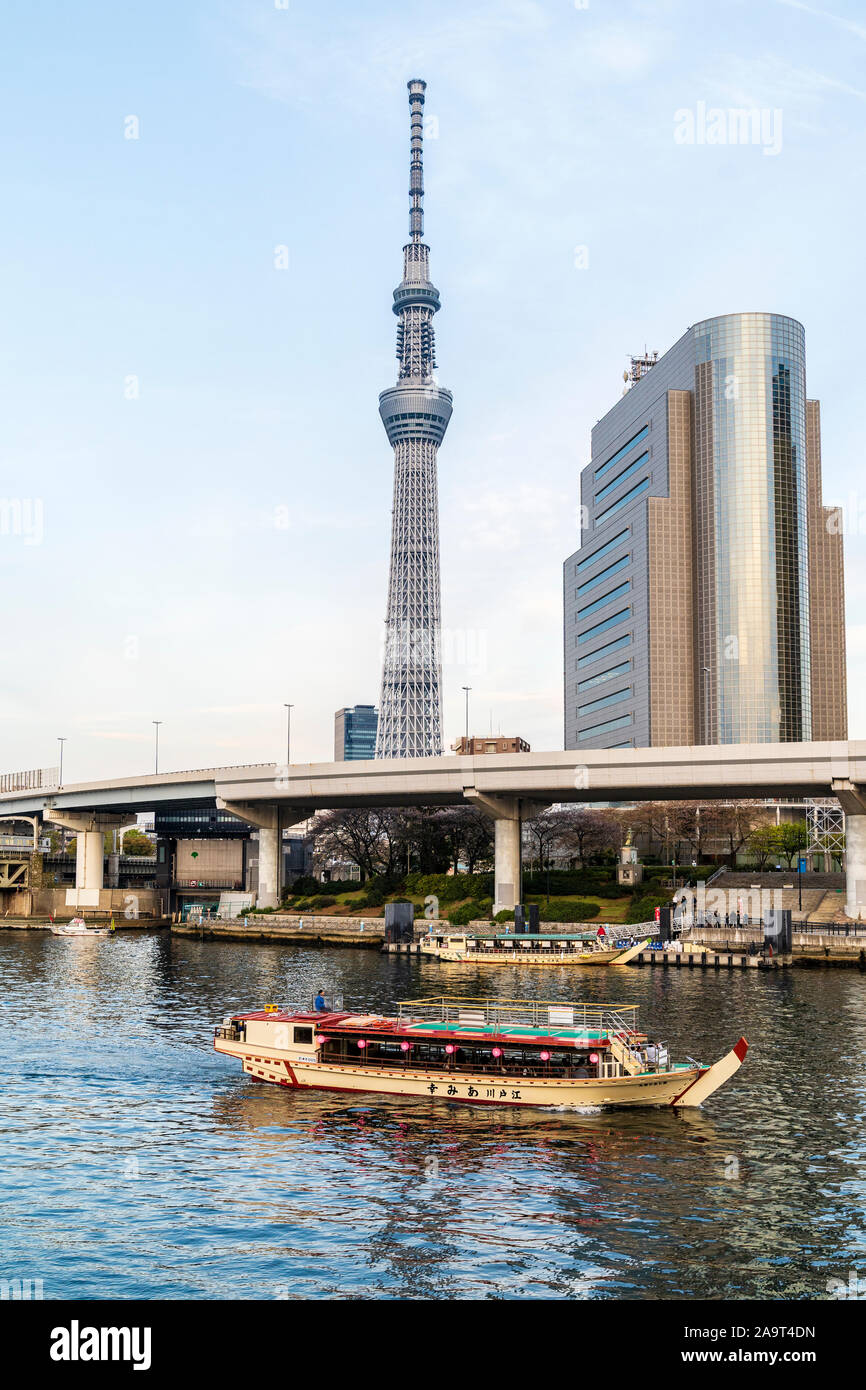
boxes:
[404,872,493,903]
[624,891,671,925]
[357,883,386,908]
[642,865,715,882]
[289,876,362,896]
[491,901,601,924]
[522,869,613,894]
[448,901,486,926]
[537,898,601,922]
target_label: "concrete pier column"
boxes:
[257,823,280,910]
[76,830,105,890]
[493,815,521,916]
[42,811,131,907]
[462,791,549,917]
[833,780,866,923]
[845,812,866,921]
[217,799,314,911]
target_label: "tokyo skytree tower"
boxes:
[375,79,453,759]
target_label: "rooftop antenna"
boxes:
[623,347,659,393]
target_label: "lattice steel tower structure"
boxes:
[375,79,453,759]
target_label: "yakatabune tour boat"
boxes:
[213,995,748,1110]
[419,931,650,967]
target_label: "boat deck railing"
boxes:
[396,995,640,1036]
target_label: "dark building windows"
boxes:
[334,705,379,761]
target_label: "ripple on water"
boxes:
[1,930,865,1298]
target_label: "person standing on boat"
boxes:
[314,990,327,1012]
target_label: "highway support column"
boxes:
[463,791,548,917]
[218,800,312,910]
[833,780,866,922]
[41,810,134,899]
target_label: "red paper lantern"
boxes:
[314,1035,324,1045]
[540,1050,550,1062]
[445,1044,455,1055]
[400,1041,410,1052]
[492,1047,502,1058]
[589,1052,599,1063]
[357,1039,367,1049]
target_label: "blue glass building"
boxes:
[334,705,379,761]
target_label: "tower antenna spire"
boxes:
[408,77,426,244]
[375,80,453,759]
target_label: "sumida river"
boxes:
[2,930,865,1300]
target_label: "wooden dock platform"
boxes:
[635,949,792,970]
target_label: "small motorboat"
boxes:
[50,916,110,937]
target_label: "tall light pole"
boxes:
[152,721,162,775]
[462,686,471,746]
[57,737,66,788]
[284,704,294,768]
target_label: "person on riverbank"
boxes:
[314,990,327,1011]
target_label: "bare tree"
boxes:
[626,801,673,857]
[312,806,459,879]
[393,807,452,874]
[523,810,567,874]
[312,808,398,880]
[437,806,494,874]
[559,808,621,864]
[706,801,766,866]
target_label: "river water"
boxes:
[1,929,865,1300]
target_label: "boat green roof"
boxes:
[485,933,599,942]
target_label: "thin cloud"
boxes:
[776,0,866,42]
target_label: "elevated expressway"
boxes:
[1,741,864,918]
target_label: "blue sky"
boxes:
[1,0,864,781]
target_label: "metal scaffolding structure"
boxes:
[376,79,453,759]
[807,798,846,864]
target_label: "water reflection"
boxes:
[1,930,864,1299]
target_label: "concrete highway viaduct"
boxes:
[1,740,865,919]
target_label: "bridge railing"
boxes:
[396,995,640,1035]
[0,767,59,794]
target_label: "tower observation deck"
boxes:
[375,79,452,759]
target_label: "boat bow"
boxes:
[671,1037,749,1107]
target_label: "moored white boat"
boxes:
[214,994,748,1110]
[419,930,651,966]
[49,916,110,937]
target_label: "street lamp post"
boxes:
[462,686,471,746]
[284,704,294,768]
[152,721,162,775]
[57,738,66,789]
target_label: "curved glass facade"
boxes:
[564,309,845,751]
[692,313,811,743]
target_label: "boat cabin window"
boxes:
[318,1035,601,1077]
[293,1027,314,1045]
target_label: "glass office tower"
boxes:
[334,705,379,761]
[693,314,810,743]
[563,312,846,749]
